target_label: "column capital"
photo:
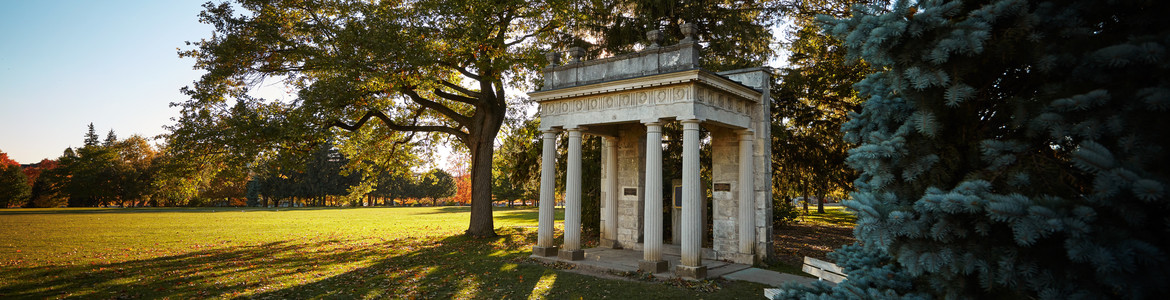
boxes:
[542,129,560,137]
[739,129,755,140]
[641,118,664,126]
[644,121,663,133]
[566,128,583,136]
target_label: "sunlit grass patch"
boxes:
[798,206,857,227]
[0,206,769,298]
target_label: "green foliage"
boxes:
[779,0,1170,298]
[172,0,576,237]
[771,0,870,214]
[250,142,360,207]
[0,162,30,208]
[571,0,776,70]
[772,192,800,228]
[492,118,541,206]
[417,168,456,205]
[555,133,603,234]
[45,128,161,207]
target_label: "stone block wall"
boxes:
[709,127,740,258]
[615,124,646,248]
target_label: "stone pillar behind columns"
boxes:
[677,119,707,279]
[639,121,668,273]
[601,136,621,248]
[739,130,756,256]
[559,129,585,261]
[533,130,559,257]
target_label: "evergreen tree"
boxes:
[777,0,1170,298]
[772,0,871,214]
[103,129,117,147]
[245,179,261,207]
[83,123,100,147]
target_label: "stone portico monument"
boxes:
[530,25,773,279]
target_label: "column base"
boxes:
[600,238,622,249]
[638,260,669,273]
[558,249,584,261]
[532,246,559,257]
[675,265,708,279]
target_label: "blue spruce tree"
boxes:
[776,0,1170,298]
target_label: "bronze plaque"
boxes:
[623,188,638,196]
[714,183,731,191]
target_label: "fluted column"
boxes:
[738,130,756,255]
[533,130,559,257]
[559,128,584,260]
[677,119,707,278]
[639,121,667,273]
[601,136,620,248]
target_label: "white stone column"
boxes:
[738,130,756,255]
[534,130,559,257]
[559,128,584,260]
[677,119,707,278]
[601,136,620,248]
[639,121,667,273]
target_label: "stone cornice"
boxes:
[530,69,762,103]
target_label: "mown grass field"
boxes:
[0,207,771,299]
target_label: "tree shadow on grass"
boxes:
[1,227,765,299]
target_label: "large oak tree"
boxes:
[174,0,566,237]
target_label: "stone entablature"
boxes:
[532,70,763,130]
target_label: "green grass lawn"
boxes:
[797,205,857,227]
[0,207,769,299]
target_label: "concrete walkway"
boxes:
[530,247,818,287]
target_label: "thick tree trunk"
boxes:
[466,132,499,237]
[465,99,504,238]
[817,193,826,213]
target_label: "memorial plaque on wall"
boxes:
[674,186,683,207]
[714,183,731,191]
[623,188,638,196]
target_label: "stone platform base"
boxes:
[532,246,559,257]
[600,238,622,249]
[558,249,584,261]
[676,265,708,279]
[638,260,668,273]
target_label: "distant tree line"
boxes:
[0,124,456,208]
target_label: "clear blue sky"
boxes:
[0,1,791,165]
[0,0,217,164]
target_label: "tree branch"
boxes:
[401,89,474,126]
[329,109,468,141]
[438,80,482,100]
[505,22,557,47]
[434,59,481,81]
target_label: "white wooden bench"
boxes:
[802,256,847,283]
[762,257,847,298]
